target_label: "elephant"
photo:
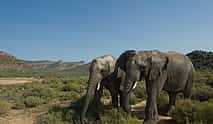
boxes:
[112,50,140,110]
[80,55,124,124]
[119,50,194,124]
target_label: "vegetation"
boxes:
[0,100,11,115]
[98,109,141,124]
[0,50,213,124]
[187,50,213,69]
[172,99,213,124]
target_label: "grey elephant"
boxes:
[112,50,139,107]
[118,50,194,124]
[80,55,124,124]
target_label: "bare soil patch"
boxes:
[0,109,40,124]
[131,101,175,124]
[0,77,38,85]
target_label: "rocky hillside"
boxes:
[22,60,86,71]
[0,51,89,77]
[186,50,213,69]
[0,51,24,66]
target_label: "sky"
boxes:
[0,0,213,62]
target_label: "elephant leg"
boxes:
[90,84,104,120]
[111,90,119,107]
[105,83,119,107]
[166,92,176,116]
[144,81,158,124]
[81,84,96,124]
[121,81,133,113]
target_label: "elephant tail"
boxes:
[183,65,194,98]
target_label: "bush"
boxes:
[172,99,213,124]
[98,108,140,124]
[192,85,213,101]
[157,91,169,113]
[12,99,25,109]
[172,99,195,124]
[0,100,11,115]
[24,96,44,108]
[61,83,80,92]
[133,81,146,100]
[129,93,140,105]
[35,111,64,124]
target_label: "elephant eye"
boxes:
[140,65,146,70]
[100,69,105,73]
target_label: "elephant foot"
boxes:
[144,119,157,124]
[80,118,85,124]
[123,105,131,113]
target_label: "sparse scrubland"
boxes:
[0,50,213,124]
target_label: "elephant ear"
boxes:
[101,60,115,77]
[148,55,169,81]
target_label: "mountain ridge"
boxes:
[0,51,90,77]
[0,50,212,77]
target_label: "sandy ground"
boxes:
[131,101,173,121]
[0,77,37,85]
[0,109,38,124]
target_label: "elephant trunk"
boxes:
[80,77,101,124]
[121,79,133,112]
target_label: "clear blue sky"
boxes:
[0,0,213,62]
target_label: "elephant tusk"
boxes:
[132,81,138,90]
[96,82,101,91]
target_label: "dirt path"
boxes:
[0,109,40,124]
[0,77,40,85]
[131,100,174,124]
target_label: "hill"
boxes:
[186,50,213,69]
[1,50,213,77]
[0,51,89,77]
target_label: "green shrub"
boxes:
[99,108,140,124]
[0,100,11,115]
[172,99,213,124]
[12,100,25,109]
[133,81,146,100]
[24,96,44,108]
[157,91,169,113]
[192,85,213,101]
[172,99,195,124]
[61,82,80,92]
[129,93,140,105]
[35,111,64,124]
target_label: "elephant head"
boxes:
[80,55,116,124]
[121,50,169,112]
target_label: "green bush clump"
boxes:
[157,91,169,113]
[133,81,146,100]
[129,93,140,105]
[0,100,11,115]
[24,96,44,108]
[99,108,140,124]
[61,82,81,92]
[172,99,195,124]
[12,99,25,109]
[192,85,213,101]
[172,99,213,124]
[35,111,64,124]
